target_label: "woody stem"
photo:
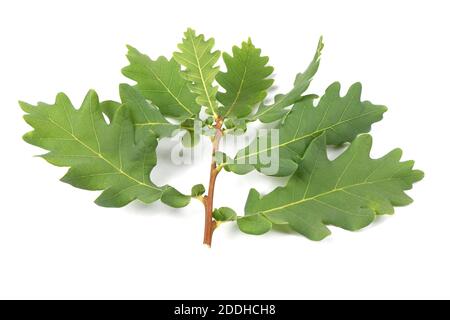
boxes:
[203,119,223,247]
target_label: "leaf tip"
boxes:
[327,81,342,95]
[310,229,332,241]
[84,89,98,99]
[19,100,32,113]
[22,131,33,143]
[389,147,403,161]
[316,36,324,57]
[352,81,363,91]
[185,27,197,37]
[118,82,132,96]
[125,44,137,53]
[357,133,373,145]
[318,35,324,46]
[161,186,191,208]
[413,169,425,182]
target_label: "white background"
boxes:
[0,0,448,300]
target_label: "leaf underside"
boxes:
[119,84,178,139]
[21,91,189,208]
[122,45,200,121]
[239,134,424,240]
[228,82,387,176]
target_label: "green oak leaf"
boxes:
[227,82,387,176]
[238,134,424,240]
[118,84,205,146]
[119,84,178,139]
[213,207,237,222]
[20,30,423,247]
[252,37,323,123]
[173,28,221,117]
[122,45,200,120]
[161,186,191,208]
[216,39,274,118]
[20,90,189,208]
[191,184,206,197]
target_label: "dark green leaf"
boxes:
[191,184,206,197]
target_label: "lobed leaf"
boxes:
[227,82,387,176]
[21,91,189,208]
[239,134,424,240]
[20,29,423,246]
[173,28,221,117]
[122,45,200,120]
[119,84,178,139]
[252,37,324,123]
[216,39,274,118]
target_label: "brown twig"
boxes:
[203,118,223,247]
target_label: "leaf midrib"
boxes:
[224,52,250,117]
[187,30,217,116]
[140,63,194,116]
[235,110,381,161]
[134,122,174,127]
[260,177,399,215]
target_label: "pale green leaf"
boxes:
[239,134,424,240]
[21,91,189,208]
[122,45,200,120]
[173,28,221,116]
[119,84,178,139]
[227,82,387,176]
[253,37,323,123]
[216,39,274,118]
